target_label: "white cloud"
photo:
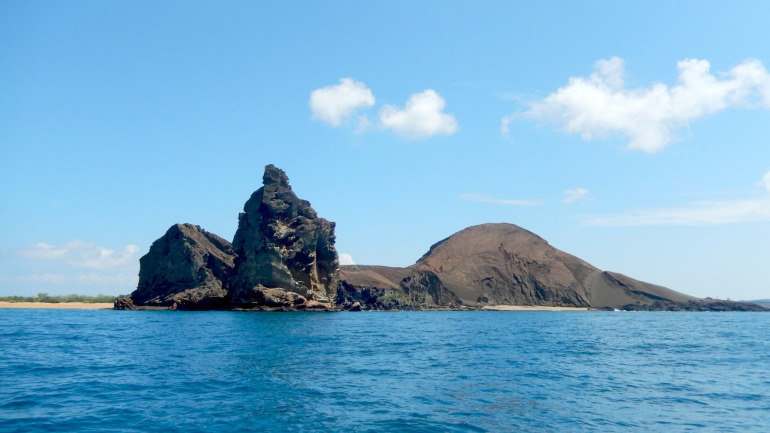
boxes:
[354,115,372,134]
[338,253,355,266]
[761,171,770,193]
[585,171,770,226]
[76,273,138,285]
[500,114,514,135]
[310,81,458,140]
[563,188,591,204]
[310,78,375,127]
[17,242,67,259]
[460,193,543,207]
[14,274,68,284]
[2,272,137,290]
[379,90,458,140]
[586,200,770,226]
[512,57,770,152]
[16,240,140,270]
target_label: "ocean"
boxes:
[1,310,768,432]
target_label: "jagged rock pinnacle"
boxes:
[230,165,338,306]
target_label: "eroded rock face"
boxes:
[338,223,751,311]
[131,224,236,309]
[113,297,136,310]
[244,285,307,308]
[230,165,339,306]
[336,267,461,311]
[125,165,340,311]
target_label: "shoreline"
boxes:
[482,305,590,311]
[0,302,114,310]
[0,302,590,311]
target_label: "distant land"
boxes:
[0,294,123,304]
[113,165,765,312]
[0,294,121,310]
[0,302,113,309]
[746,299,770,308]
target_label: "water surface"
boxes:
[1,310,768,432]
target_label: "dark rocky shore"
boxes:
[115,165,766,312]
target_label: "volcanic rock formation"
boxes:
[118,166,764,312]
[118,165,339,310]
[339,223,766,311]
[229,165,339,307]
[130,223,236,310]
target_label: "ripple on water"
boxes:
[0,310,769,432]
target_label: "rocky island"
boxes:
[117,165,337,311]
[115,165,765,312]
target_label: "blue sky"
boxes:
[2,1,770,300]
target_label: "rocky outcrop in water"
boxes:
[113,297,136,310]
[130,223,236,310]
[119,165,339,311]
[336,266,462,311]
[118,167,764,312]
[230,165,338,307]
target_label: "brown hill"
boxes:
[339,223,762,311]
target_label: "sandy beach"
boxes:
[482,305,589,311]
[0,302,114,309]
[0,302,589,311]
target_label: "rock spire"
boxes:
[119,165,339,310]
[230,164,339,306]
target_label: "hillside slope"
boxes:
[339,223,762,311]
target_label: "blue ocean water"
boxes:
[1,310,768,432]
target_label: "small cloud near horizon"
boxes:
[338,253,355,266]
[7,273,68,285]
[505,57,770,152]
[583,171,770,226]
[563,187,591,204]
[17,240,139,270]
[460,193,543,207]
[7,241,150,295]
